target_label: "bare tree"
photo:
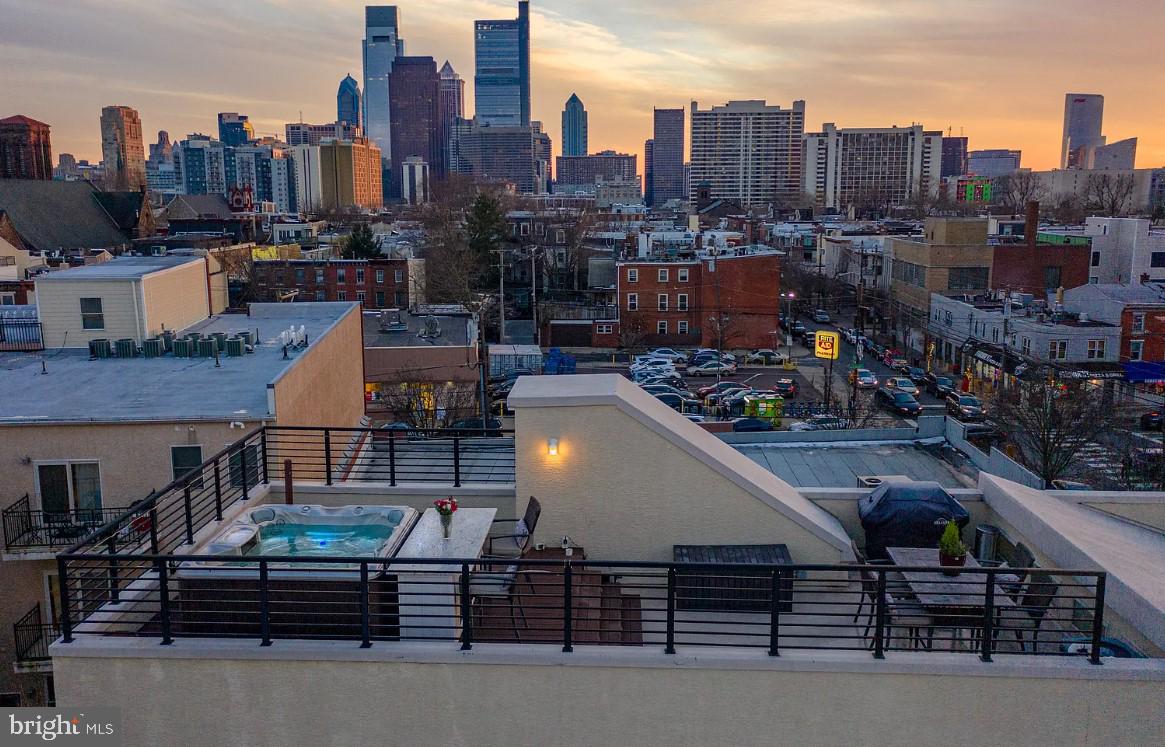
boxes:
[372,374,480,429]
[989,374,1117,485]
[1084,172,1137,217]
[616,316,650,352]
[1047,194,1087,224]
[996,171,1048,214]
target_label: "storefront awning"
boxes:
[1124,361,1165,383]
[1057,362,1126,380]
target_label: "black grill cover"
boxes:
[858,480,969,560]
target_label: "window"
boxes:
[375,270,385,284]
[228,445,261,488]
[315,290,326,301]
[555,230,566,244]
[627,293,638,311]
[891,260,925,287]
[627,268,638,283]
[1087,339,1106,360]
[678,320,689,334]
[36,462,101,517]
[315,269,324,283]
[356,291,366,303]
[519,222,530,236]
[1089,276,1098,284]
[375,291,385,307]
[1091,251,1101,268]
[1044,266,1062,290]
[336,290,347,301]
[992,328,999,343]
[678,268,689,282]
[677,293,688,311]
[1152,252,1165,268]
[1022,337,1031,355]
[0,292,15,305]
[947,266,990,291]
[79,298,104,330]
[336,268,346,283]
[658,294,668,311]
[1133,313,1146,333]
[1048,339,1067,360]
[394,291,405,307]
[1130,340,1144,361]
[595,323,613,335]
[356,268,365,284]
[657,320,667,335]
[658,269,669,282]
[943,310,953,326]
[535,223,545,236]
[170,445,203,486]
[294,269,305,285]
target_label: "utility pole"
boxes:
[492,249,507,345]
[530,248,540,346]
[476,313,488,419]
[1001,294,1011,391]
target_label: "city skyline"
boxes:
[2,0,1163,172]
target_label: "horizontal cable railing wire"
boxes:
[53,554,1109,664]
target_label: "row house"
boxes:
[252,258,422,309]
[1063,283,1165,387]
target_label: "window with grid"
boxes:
[677,294,688,311]
[1130,340,1144,361]
[394,270,403,283]
[337,290,347,301]
[1133,313,1146,333]
[315,269,324,283]
[80,298,104,330]
[627,293,638,311]
[658,269,668,282]
[375,291,385,307]
[627,268,638,283]
[678,320,688,334]
[171,445,204,487]
[947,266,989,291]
[376,270,384,283]
[1048,339,1067,360]
[337,268,346,283]
[1022,337,1031,355]
[357,291,366,303]
[657,320,667,334]
[1086,339,1105,359]
[678,268,689,282]
[658,294,668,311]
[356,269,365,284]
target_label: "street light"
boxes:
[780,292,796,362]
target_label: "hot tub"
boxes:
[179,504,418,579]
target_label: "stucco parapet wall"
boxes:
[509,374,852,554]
[50,636,1165,682]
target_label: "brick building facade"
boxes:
[253,258,417,308]
[0,115,53,180]
[991,242,1091,296]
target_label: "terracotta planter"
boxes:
[939,551,966,576]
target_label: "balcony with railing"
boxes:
[13,603,57,670]
[3,495,130,554]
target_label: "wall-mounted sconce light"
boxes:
[547,438,559,456]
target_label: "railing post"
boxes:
[452,435,461,488]
[324,429,333,486]
[665,567,676,654]
[155,556,172,645]
[260,428,270,484]
[459,563,473,651]
[107,536,120,605]
[873,569,887,659]
[57,556,73,644]
[213,459,223,521]
[359,562,371,649]
[768,568,781,656]
[562,561,573,653]
[148,507,159,555]
[259,560,272,646]
[980,569,996,662]
[388,436,397,487]
[240,444,250,497]
[1091,573,1106,665]
[183,484,194,545]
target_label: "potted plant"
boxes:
[938,521,968,576]
[434,497,458,539]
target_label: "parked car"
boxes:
[745,348,784,365]
[905,367,928,385]
[855,369,879,389]
[1140,411,1163,430]
[683,414,706,424]
[448,417,504,435]
[372,421,421,444]
[1050,479,1093,491]
[804,332,816,349]
[813,309,831,323]
[653,392,702,413]
[885,377,919,395]
[770,378,799,399]
[876,387,922,416]
[946,393,984,421]
[630,356,675,371]
[690,348,736,362]
[925,373,957,397]
[705,387,752,408]
[645,347,688,363]
[641,384,694,399]
[697,380,745,398]
[790,321,807,338]
[789,415,849,432]
[640,374,687,388]
[630,359,676,377]
[732,417,775,432]
[688,360,738,376]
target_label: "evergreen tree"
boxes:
[341,223,380,260]
[465,193,508,289]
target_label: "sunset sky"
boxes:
[3,0,1163,172]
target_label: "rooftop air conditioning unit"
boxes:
[172,338,192,357]
[89,338,112,359]
[198,339,218,358]
[857,476,884,489]
[142,338,164,358]
[225,337,245,357]
[114,338,137,358]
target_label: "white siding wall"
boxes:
[36,279,140,348]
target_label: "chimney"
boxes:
[1025,201,1039,250]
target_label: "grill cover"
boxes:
[858,479,969,560]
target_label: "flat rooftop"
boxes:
[362,310,472,348]
[34,255,203,281]
[0,302,358,424]
[737,442,973,489]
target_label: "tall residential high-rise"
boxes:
[387,56,440,198]
[284,121,362,147]
[0,115,52,180]
[802,124,943,211]
[173,135,230,196]
[145,130,177,198]
[941,136,968,178]
[337,74,362,129]
[1061,93,1105,169]
[319,137,383,210]
[217,113,254,146]
[555,151,637,187]
[451,124,538,193]
[363,6,405,160]
[474,1,530,127]
[437,61,464,177]
[643,138,654,206]
[100,105,147,190]
[561,93,588,157]
[689,100,805,208]
[967,149,1022,177]
[649,108,684,207]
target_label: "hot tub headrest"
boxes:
[388,509,404,523]
[250,508,276,524]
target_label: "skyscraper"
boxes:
[967,149,1022,177]
[217,113,254,146]
[561,94,587,157]
[0,115,52,180]
[363,6,405,160]
[643,138,654,206]
[100,105,146,190]
[1061,93,1105,169]
[387,56,440,198]
[802,124,942,210]
[337,74,362,129]
[941,136,968,178]
[649,108,684,206]
[689,100,805,208]
[474,1,530,127]
[146,130,177,198]
[438,61,464,178]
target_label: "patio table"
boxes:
[886,547,1016,611]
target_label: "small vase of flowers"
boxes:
[435,497,458,539]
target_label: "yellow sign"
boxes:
[815,331,840,360]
